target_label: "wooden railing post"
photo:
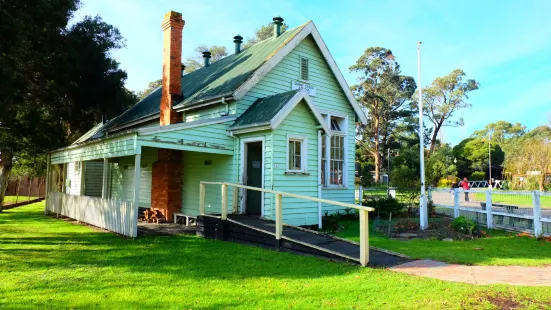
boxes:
[359,209,370,266]
[275,193,282,240]
[533,190,542,238]
[453,188,460,218]
[199,183,206,215]
[221,183,228,220]
[232,186,239,214]
[485,190,493,229]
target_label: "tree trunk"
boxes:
[429,126,439,154]
[0,152,14,212]
[540,172,546,192]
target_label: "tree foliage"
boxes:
[243,22,289,48]
[425,144,458,186]
[504,126,551,191]
[422,69,479,154]
[183,45,228,73]
[452,137,504,178]
[136,79,162,99]
[472,121,526,144]
[350,47,416,182]
[0,1,135,209]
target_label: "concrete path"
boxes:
[390,259,551,286]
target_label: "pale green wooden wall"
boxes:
[181,152,235,216]
[183,103,237,122]
[138,121,235,155]
[233,35,356,225]
[51,135,136,164]
[269,101,320,226]
[107,147,157,208]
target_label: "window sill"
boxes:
[285,171,310,176]
[322,186,348,190]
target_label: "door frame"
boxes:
[239,137,265,216]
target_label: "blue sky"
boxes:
[74,0,551,145]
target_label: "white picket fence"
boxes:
[429,188,551,237]
[46,192,137,237]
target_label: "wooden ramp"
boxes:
[197,215,410,268]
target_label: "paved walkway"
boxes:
[390,259,551,286]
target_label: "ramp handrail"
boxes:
[199,181,374,266]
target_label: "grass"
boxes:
[473,192,551,208]
[3,196,38,204]
[335,219,551,267]
[1,204,551,309]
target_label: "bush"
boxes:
[470,171,485,181]
[437,178,459,188]
[322,211,341,232]
[451,216,476,235]
[367,196,404,217]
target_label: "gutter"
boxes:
[173,93,234,112]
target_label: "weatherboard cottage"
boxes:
[46,11,368,234]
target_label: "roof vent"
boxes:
[181,63,185,76]
[233,34,243,54]
[202,51,212,67]
[273,16,284,37]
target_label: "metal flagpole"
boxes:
[417,42,428,230]
[488,131,492,183]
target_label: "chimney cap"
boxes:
[273,16,284,23]
[202,51,212,58]
[233,34,243,42]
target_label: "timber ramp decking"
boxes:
[197,215,410,267]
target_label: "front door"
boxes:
[245,142,262,215]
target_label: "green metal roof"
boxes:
[229,90,299,129]
[95,23,307,136]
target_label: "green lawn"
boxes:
[335,219,551,267]
[3,196,38,204]
[1,203,551,309]
[473,192,551,208]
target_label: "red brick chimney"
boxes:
[152,11,184,222]
[160,11,184,126]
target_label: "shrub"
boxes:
[470,171,485,181]
[322,211,341,232]
[368,196,404,217]
[451,216,476,235]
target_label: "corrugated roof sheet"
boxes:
[229,90,299,129]
[96,23,307,136]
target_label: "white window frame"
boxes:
[286,134,308,173]
[320,113,348,188]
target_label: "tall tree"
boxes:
[183,45,228,73]
[60,15,136,141]
[422,69,479,154]
[350,47,416,182]
[504,126,551,191]
[243,22,289,48]
[0,1,134,209]
[472,121,526,144]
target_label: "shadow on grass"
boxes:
[0,203,357,283]
[334,219,551,266]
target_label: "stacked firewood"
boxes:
[141,209,166,223]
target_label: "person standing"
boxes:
[459,177,470,202]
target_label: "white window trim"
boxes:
[239,137,265,217]
[286,134,308,173]
[321,113,348,188]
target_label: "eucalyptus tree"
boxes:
[350,47,416,182]
[422,69,479,154]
